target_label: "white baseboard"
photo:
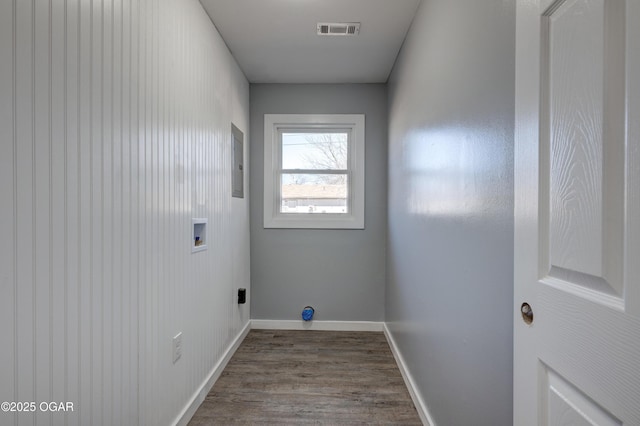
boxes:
[383,323,436,426]
[251,319,384,332]
[173,321,251,426]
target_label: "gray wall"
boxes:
[386,1,515,425]
[250,84,387,321]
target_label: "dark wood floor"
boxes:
[188,330,422,425]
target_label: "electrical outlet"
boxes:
[173,332,182,364]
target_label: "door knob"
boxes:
[521,302,533,325]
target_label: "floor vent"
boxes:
[317,22,360,36]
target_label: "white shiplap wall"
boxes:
[0,0,250,425]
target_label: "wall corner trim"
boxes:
[383,323,436,426]
[251,319,384,332]
[174,321,252,426]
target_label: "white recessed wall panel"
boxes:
[0,0,250,425]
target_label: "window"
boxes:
[264,114,365,229]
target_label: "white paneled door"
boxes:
[514,0,640,425]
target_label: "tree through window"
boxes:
[281,132,349,214]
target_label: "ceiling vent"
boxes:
[317,22,360,36]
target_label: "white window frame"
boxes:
[264,114,365,229]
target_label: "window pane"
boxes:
[282,132,348,170]
[281,173,348,214]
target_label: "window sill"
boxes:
[264,213,364,229]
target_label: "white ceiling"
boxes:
[199,0,421,84]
